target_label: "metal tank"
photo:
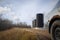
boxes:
[32,19,36,27]
[36,13,44,27]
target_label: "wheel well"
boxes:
[49,18,60,33]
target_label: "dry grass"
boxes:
[0,28,51,40]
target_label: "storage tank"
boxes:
[36,13,44,27]
[32,19,36,27]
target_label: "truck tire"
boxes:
[51,20,60,40]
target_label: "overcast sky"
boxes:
[0,0,59,25]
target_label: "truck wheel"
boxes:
[51,20,60,40]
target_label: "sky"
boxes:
[0,0,59,25]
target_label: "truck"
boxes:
[46,0,60,40]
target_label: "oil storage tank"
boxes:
[36,13,44,28]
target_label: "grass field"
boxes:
[0,28,51,40]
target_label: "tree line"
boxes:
[0,14,31,31]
